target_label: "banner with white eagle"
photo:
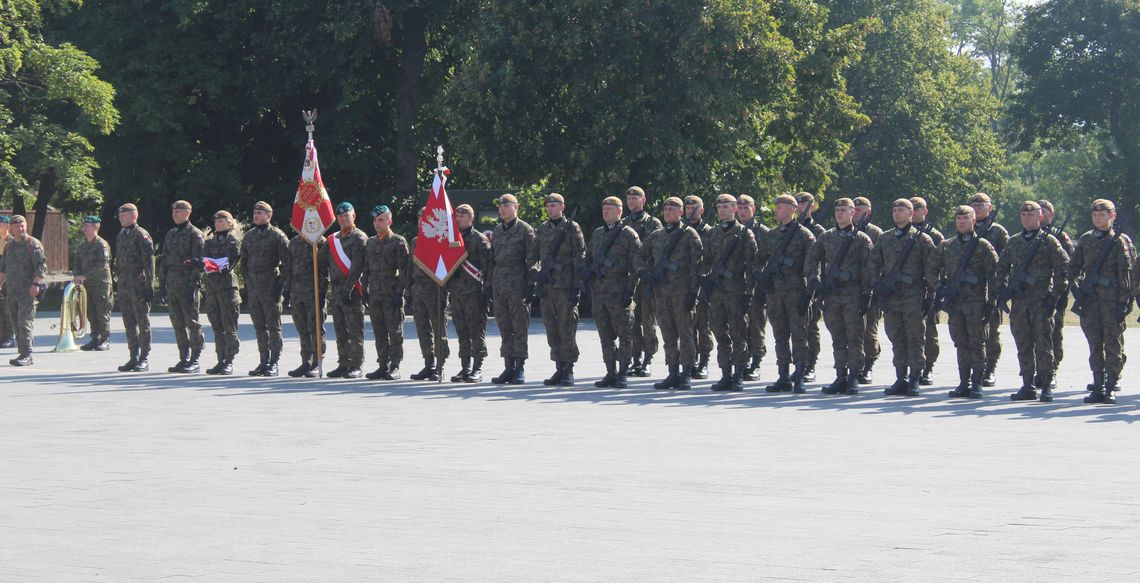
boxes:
[412,146,467,284]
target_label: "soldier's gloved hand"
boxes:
[392,293,404,310]
[524,285,539,306]
[858,294,872,316]
[1117,303,1130,323]
[683,291,697,311]
[183,258,205,269]
[569,287,581,307]
[155,285,165,304]
[740,293,752,312]
[529,267,548,285]
[272,278,284,300]
[282,287,292,311]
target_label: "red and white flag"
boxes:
[203,257,229,273]
[412,163,467,284]
[291,138,335,243]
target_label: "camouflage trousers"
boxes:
[863,305,882,367]
[204,288,241,361]
[654,294,695,366]
[167,285,203,353]
[695,300,713,357]
[290,293,326,365]
[247,279,284,354]
[1078,300,1125,381]
[593,291,633,365]
[541,287,579,363]
[330,291,365,367]
[985,310,1003,371]
[1051,306,1065,368]
[882,295,927,370]
[494,287,530,359]
[119,287,152,356]
[411,284,448,362]
[821,297,865,371]
[1009,299,1055,377]
[368,296,405,368]
[6,292,36,356]
[0,285,10,340]
[924,310,940,368]
[450,288,487,360]
[85,280,112,343]
[807,305,822,365]
[709,290,749,368]
[747,297,767,361]
[946,302,988,370]
[631,287,658,358]
[767,288,809,367]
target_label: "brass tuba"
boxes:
[54,282,89,352]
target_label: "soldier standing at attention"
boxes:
[756,194,816,393]
[326,202,367,379]
[489,193,538,385]
[285,232,329,378]
[853,197,883,383]
[240,201,290,377]
[968,193,1009,388]
[584,196,641,388]
[804,198,873,395]
[868,199,937,396]
[795,192,826,383]
[1038,199,1073,387]
[621,186,662,377]
[114,203,155,372]
[0,216,45,366]
[159,200,205,373]
[533,193,586,386]
[909,197,943,385]
[1068,199,1132,404]
[74,215,113,351]
[406,224,449,382]
[737,194,769,381]
[702,194,757,391]
[363,205,409,381]
[996,201,1068,401]
[448,204,491,382]
[202,211,242,375]
[641,197,702,390]
[683,195,714,379]
[932,206,998,399]
[0,216,14,349]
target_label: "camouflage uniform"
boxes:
[869,224,936,394]
[202,230,241,366]
[240,222,290,370]
[997,228,1068,398]
[586,222,640,385]
[491,217,538,380]
[159,221,205,367]
[1044,222,1074,372]
[756,221,816,390]
[932,231,998,396]
[0,232,10,347]
[857,220,884,381]
[327,226,368,374]
[804,224,873,392]
[974,215,1009,384]
[74,235,113,346]
[1,234,45,360]
[534,216,586,383]
[702,220,757,389]
[1069,226,1132,401]
[741,217,769,376]
[799,216,826,379]
[686,217,715,377]
[286,236,329,373]
[640,220,702,388]
[405,237,449,370]
[914,221,944,382]
[448,226,491,381]
[620,210,662,374]
[115,223,155,364]
[364,230,409,377]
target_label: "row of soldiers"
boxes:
[0,191,1134,404]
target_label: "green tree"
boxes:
[1,0,118,238]
[946,0,1021,101]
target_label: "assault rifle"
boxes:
[811,229,859,313]
[697,225,748,305]
[577,224,623,298]
[752,222,799,306]
[641,222,692,298]
[871,227,922,309]
[933,232,982,315]
[1071,226,1123,317]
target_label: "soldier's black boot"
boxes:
[181,349,201,373]
[509,359,526,384]
[1103,378,1118,405]
[981,365,996,387]
[0,336,14,348]
[676,366,692,390]
[10,353,33,366]
[802,358,816,383]
[289,361,311,378]
[968,368,984,399]
[711,366,735,391]
[80,338,97,351]
[613,362,629,388]
[92,338,110,351]
[595,361,617,388]
[326,363,349,378]
[791,364,807,394]
[765,363,792,392]
[629,354,643,377]
[639,353,653,377]
[904,369,921,396]
[743,355,761,381]
[886,366,908,396]
[343,365,363,379]
[301,360,321,378]
[1010,372,1037,401]
[168,348,188,373]
[451,357,471,383]
[543,361,565,386]
[692,353,710,380]
[131,351,150,372]
[206,352,226,375]
[949,365,971,398]
[559,363,575,387]
[858,362,874,384]
[919,363,934,386]
[263,352,280,377]
[654,364,680,390]
[491,358,515,384]
[249,350,269,376]
[119,349,139,372]
[844,368,861,395]
[466,358,483,383]
[1037,371,1053,402]
[731,365,745,391]
[381,362,401,381]
[823,368,847,395]
[367,363,389,380]
[411,357,438,381]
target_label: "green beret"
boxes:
[83,215,101,224]
[0,216,10,224]
[335,201,354,215]
[370,205,390,217]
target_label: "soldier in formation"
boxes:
[853,197,883,384]
[202,211,242,375]
[1038,199,1072,387]
[285,230,328,378]
[406,225,449,382]
[74,215,113,351]
[448,204,491,383]
[621,186,662,377]
[968,193,1009,388]
[364,205,409,381]
[756,194,815,393]
[326,202,367,379]
[702,194,757,391]
[114,203,155,372]
[736,194,769,381]
[584,196,640,388]
[489,194,538,384]
[683,195,714,379]
[0,216,46,366]
[533,193,586,386]
[240,201,290,376]
[795,192,826,382]
[159,200,206,373]
[909,197,943,386]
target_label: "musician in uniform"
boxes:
[74,215,113,351]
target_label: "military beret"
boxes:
[795,191,815,204]
[118,203,138,213]
[625,186,646,198]
[1091,199,1115,212]
[253,201,273,212]
[774,194,798,207]
[370,205,390,218]
[544,193,565,205]
[737,194,756,205]
[0,216,9,224]
[909,197,927,209]
[497,194,518,206]
[1020,201,1041,212]
[171,200,192,211]
[968,192,991,205]
[663,196,684,208]
[83,215,102,224]
[955,205,975,217]
[455,204,474,215]
[834,198,854,208]
[213,210,233,220]
[9,215,26,225]
[683,195,704,207]
[715,193,737,205]
[893,198,914,210]
[602,196,623,207]
[1037,199,1055,213]
[853,196,872,208]
[335,201,354,214]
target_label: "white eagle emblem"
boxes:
[420,208,452,242]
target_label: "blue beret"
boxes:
[335,201,354,215]
[370,205,390,217]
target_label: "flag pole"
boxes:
[312,241,323,378]
[434,145,446,383]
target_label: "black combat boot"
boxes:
[791,363,807,394]
[823,368,847,395]
[635,353,653,377]
[629,354,644,377]
[1103,377,1118,405]
[263,352,280,376]
[766,363,792,392]
[289,361,311,378]
[654,364,680,390]
[693,353,710,380]
[0,336,14,348]
[1037,371,1053,402]
[9,353,33,366]
[466,358,483,383]
[731,365,745,391]
[301,360,320,378]
[249,350,269,376]
[91,338,110,351]
[595,361,617,388]
[326,363,349,378]
[802,358,817,383]
[184,349,202,373]
[508,359,526,385]
[411,357,438,381]
[543,361,565,386]
[858,362,874,384]
[981,365,996,387]
[80,338,98,351]
[206,352,227,375]
[168,348,188,373]
[885,366,908,396]
[1010,372,1037,401]
[904,369,921,396]
[613,361,629,389]
[711,366,735,391]
[381,363,401,381]
[343,365,363,379]
[919,363,934,386]
[451,357,471,383]
[968,368,984,399]
[131,351,150,372]
[491,358,515,384]
[844,368,861,395]
[367,364,388,380]
[119,349,139,372]
[676,366,692,390]
[559,363,575,387]
[948,365,971,398]
[743,355,761,381]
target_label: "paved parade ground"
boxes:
[3,313,1139,582]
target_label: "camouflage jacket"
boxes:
[535,218,586,290]
[1068,228,1132,305]
[933,232,999,303]
[804,225,873,295]
[114,224,156,292]
[286,236,329,295]
[755,220,814,292]
[2,235,46,290]
[639,221,702,297]
[159,222,204,287]
[974,216,1010,257]
[857,221,883,244]
[868,224,937,300]
[365,231,409,299]
[239,223,289,289]
[686,219,714,276]
[490,218,538,293]
[202,231,241,292]
[703,220,757,294]
[584,223,639,295]
[997,230,1068,300]
[448,226,491,296]
[326,226,368,293]
[75,236,112,284]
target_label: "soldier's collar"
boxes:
[1022,228,1040,239]
[605,222,618,230]
[1094,228,1109,238]
[502,218,517,230]
[958,232,973,241]
[720,219,737,230]
[174,221,188,230]
[376,230,390,240]
[550,217,564,225]
[628,210,644,221]
[338,225,356,237]
[664,221,679,231]
[254,223,268,231]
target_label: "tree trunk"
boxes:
[393,7,430,199]
[12,190,26,217]
[32,170,56,240]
